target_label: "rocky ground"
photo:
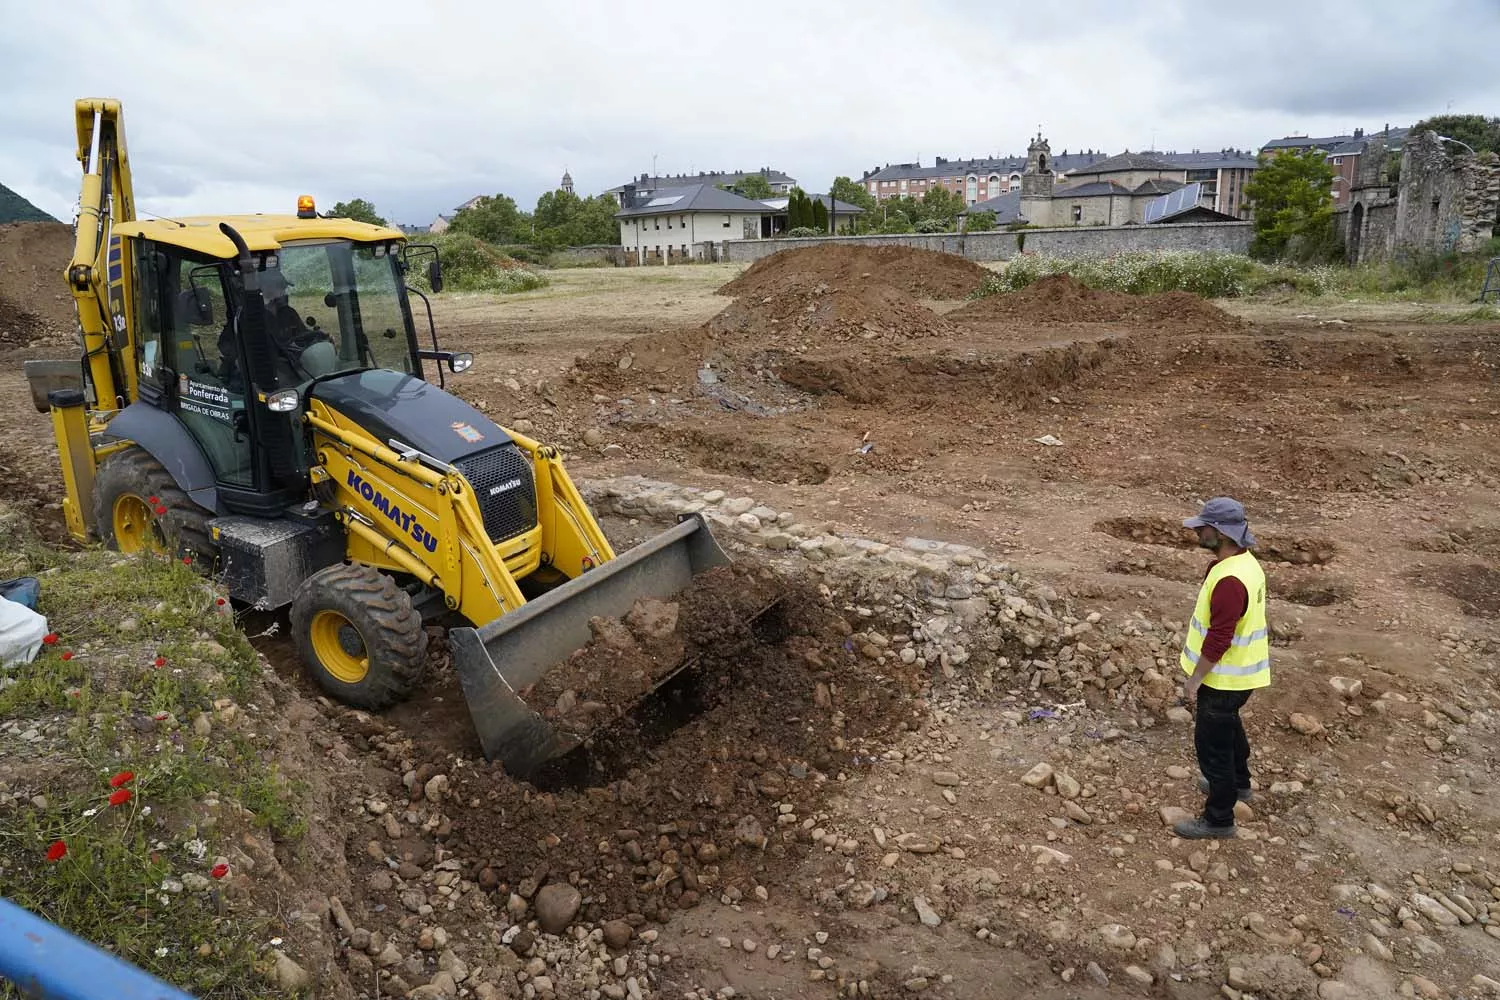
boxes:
[2,238,1500,999]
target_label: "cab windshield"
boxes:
[259,240,414,385]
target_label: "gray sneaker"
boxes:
[1198,776,1253,802]
[1174,817,1237,840]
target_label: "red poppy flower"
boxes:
[181,556,192,565]
[61,651,74,661]
[215,597,226,606]
[153,656,166,668]
[148,496,159,504]
[154,505,168,516]
[42,633,59,646]
[108,788,132,807]
[210,863,229,879]
[153,712,169,721]
[46,840,67,862]
[109,771,135,788]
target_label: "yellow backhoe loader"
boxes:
[25,99,741,779]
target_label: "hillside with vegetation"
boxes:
[0,182,57,224]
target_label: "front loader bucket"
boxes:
[450,513,732,779]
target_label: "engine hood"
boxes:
[310,370,511,463]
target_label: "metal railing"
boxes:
[0,898,197,1000]
[1480,257,1500,303]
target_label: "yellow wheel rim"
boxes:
[112,495,162,554]
[309,610,369,684]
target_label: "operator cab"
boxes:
[121,204,463,518]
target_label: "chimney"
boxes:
[1354,127,1364,139]
[622,183,637,209]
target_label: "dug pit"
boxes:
[324,554,924,927]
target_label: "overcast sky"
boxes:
[2,0,1496,226]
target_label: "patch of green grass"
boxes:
[1,794,271,997]
[0,521,303,998]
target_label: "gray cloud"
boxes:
[1,0,1496,227]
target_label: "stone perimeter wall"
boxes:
[715,222,1253,264]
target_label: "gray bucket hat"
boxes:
[1184,496,1257,548]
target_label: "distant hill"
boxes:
[0,182,57,224]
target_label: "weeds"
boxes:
[971,247,1500,304]
[0,519,301,997]
[408,231,549,294]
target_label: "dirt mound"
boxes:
[709,279,952,345]
[0,222,76,348]
[949,273,1244,332]
[719,244,991,300]
[524,564,782,737]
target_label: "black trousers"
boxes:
[1195,685,1253,827]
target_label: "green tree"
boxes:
[449,194,530,245]
[829,176,878,233]
[532,189,617,249]
[732,173,774,199]
[329,198,387,226]
[1410,114,1500,154]
[965,209,997,231]
[811,197,829,233]
[1243,149,1336,261]
[918,186,965,229]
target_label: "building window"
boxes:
[1072,205,1083,223]
[1331,157,1343,165]
[667,217,672,229]
[681,215,686,228]
[723,215,731,228]
[654,219,660,230]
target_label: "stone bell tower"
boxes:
[1020,130,1055,226]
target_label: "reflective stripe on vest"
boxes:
[1179,551,1271,691]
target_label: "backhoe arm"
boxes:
[70,98,136,409]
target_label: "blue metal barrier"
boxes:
[0,898,197,1000]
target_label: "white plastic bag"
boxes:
[0,596,48,668]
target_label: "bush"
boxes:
[969,250,1349,300]
[410,232,549,294]
[976,250,1262,299]
[786,227,821,238]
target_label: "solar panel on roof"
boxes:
[1144,182,1203,224]
[645,196,683,207]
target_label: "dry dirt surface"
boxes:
[5,241,1500,1000]
[0,222,77,347]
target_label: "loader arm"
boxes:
[70,98,137,410]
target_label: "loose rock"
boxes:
[534,883,582,935]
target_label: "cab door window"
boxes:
[172,257,254,487]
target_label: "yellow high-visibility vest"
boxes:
[1179,551,1270,691]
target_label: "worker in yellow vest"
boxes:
[1175,497,1270,839]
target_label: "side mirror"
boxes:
[448,352,473,373]
[177,286,214,326]
[428,259,444,293]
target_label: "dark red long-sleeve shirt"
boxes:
[1200,561,1250,665]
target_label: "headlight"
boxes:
[266,388,300,412]
[448,352,474,373]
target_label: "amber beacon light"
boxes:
[296,195,316,218]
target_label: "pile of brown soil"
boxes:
[523,564,782,737]
[708,278,953,345]
[719,244,992,301]
[0,222,76,347]
[949,273,1244,332]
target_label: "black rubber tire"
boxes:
[289,563,428,710]
[93,446,215,564]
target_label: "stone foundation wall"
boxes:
[582,475,1188,709]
